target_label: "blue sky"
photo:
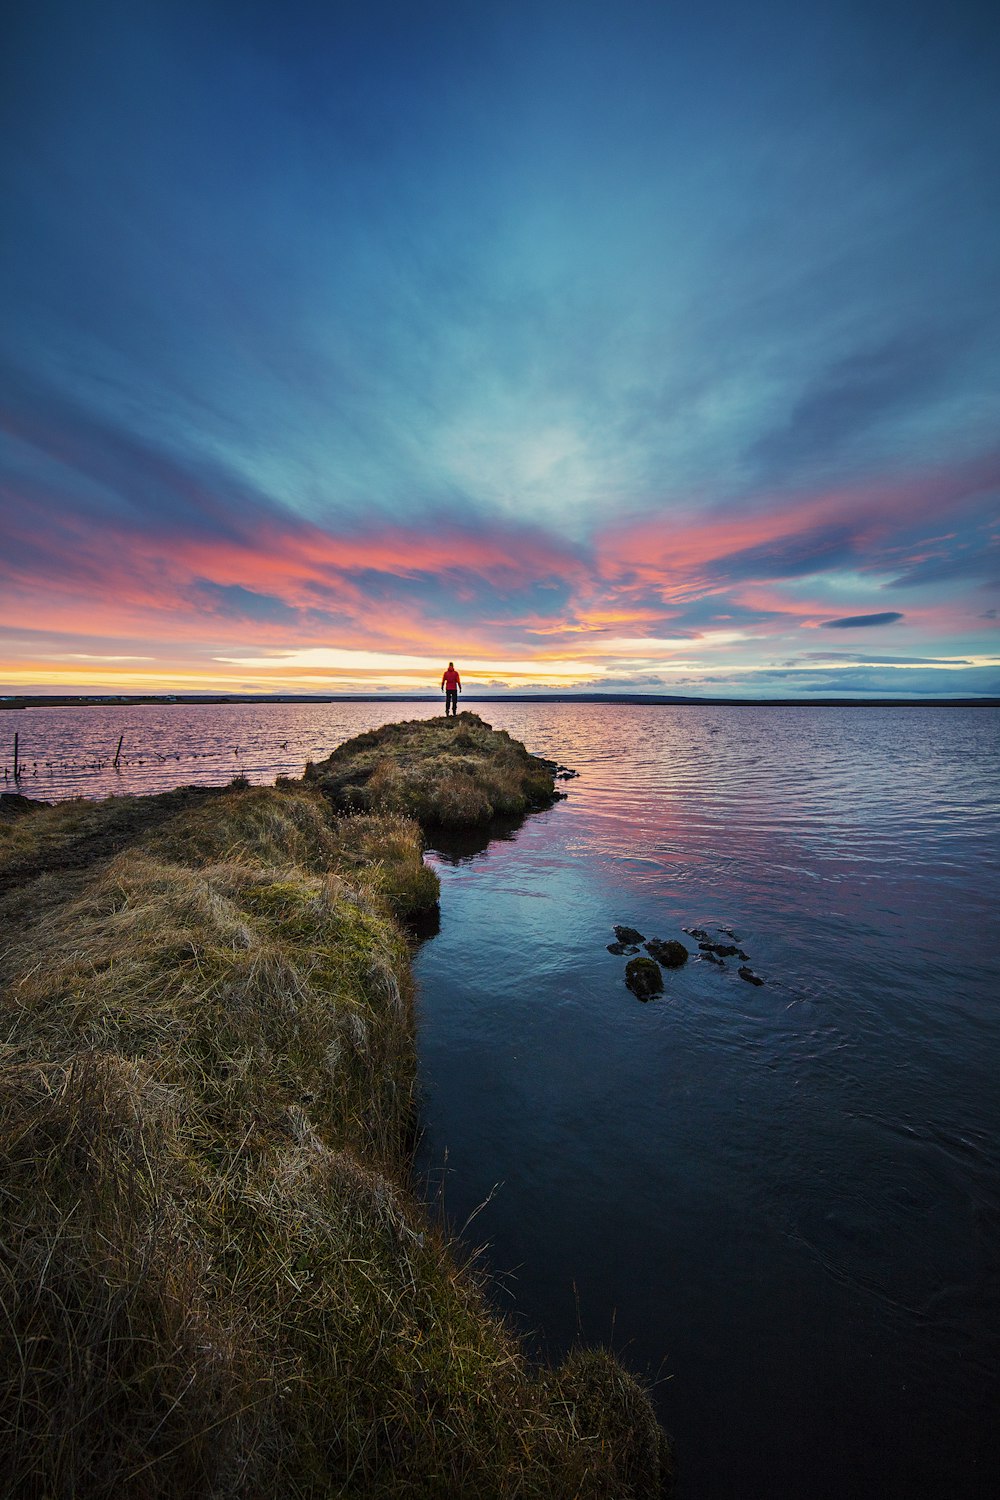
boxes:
[1,0,998,695]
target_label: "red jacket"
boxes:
[441,667,461,690]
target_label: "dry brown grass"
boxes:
[0,737,672,1497]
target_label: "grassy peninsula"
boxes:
[304,710,561,825]
[0,715,673,1498]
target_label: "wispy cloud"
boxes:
[750,329,970,478]
[820,612,904,629]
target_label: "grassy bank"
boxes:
[0,719,673,1498]
[305,711,560,827]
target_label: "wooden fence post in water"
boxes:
[13,732,19,781]
[114,734,124,769]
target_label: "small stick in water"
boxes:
[13,732,19,781]
[113,734,124,769]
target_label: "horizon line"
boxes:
[4,692,999,710]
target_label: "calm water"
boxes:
[5,701,999,1498]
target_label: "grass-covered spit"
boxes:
[305,711,559,827]
[0,721,673,1498]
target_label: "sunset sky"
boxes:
[2,0,998,697]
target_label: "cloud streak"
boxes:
[820,613,904,629]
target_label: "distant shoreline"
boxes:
[2,693,998,711]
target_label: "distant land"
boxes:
[4,693,999,711]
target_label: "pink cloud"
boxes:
[594,451,1000,587]
[0,482,584,658]
[2,445,996,688]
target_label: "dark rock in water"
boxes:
[555,765,580,779]
[644,938,688,968]
[736,948,750,961]
[683,926,711,941]
[738,965,764,986]
[614,924,645,945]
[718,926,740,940]
[699,941,739,957]
[700,952,726,967]
[607,941,639,955]
[625,956,663,999]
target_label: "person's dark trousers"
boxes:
[445,689,458,716]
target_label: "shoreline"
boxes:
[0,715,674,1496]
[4,692,998,710]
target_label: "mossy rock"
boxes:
[644,939,688,968]
[625,956,664,1000]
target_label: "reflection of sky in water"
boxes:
[413,705,999,1500]
[6,701,999,1496]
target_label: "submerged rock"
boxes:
[683,926,710,941]
[699,951,726,967]
[614,924,645,945]
[607,941,640,955]
[625,956,664,999]
[698,940,750,960]
[644,938,688,968]
[738,965,764,986]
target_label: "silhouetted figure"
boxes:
[441,661,461,717]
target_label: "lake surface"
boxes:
[5,700,999,1498]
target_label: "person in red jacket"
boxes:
[441,661,461,717]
